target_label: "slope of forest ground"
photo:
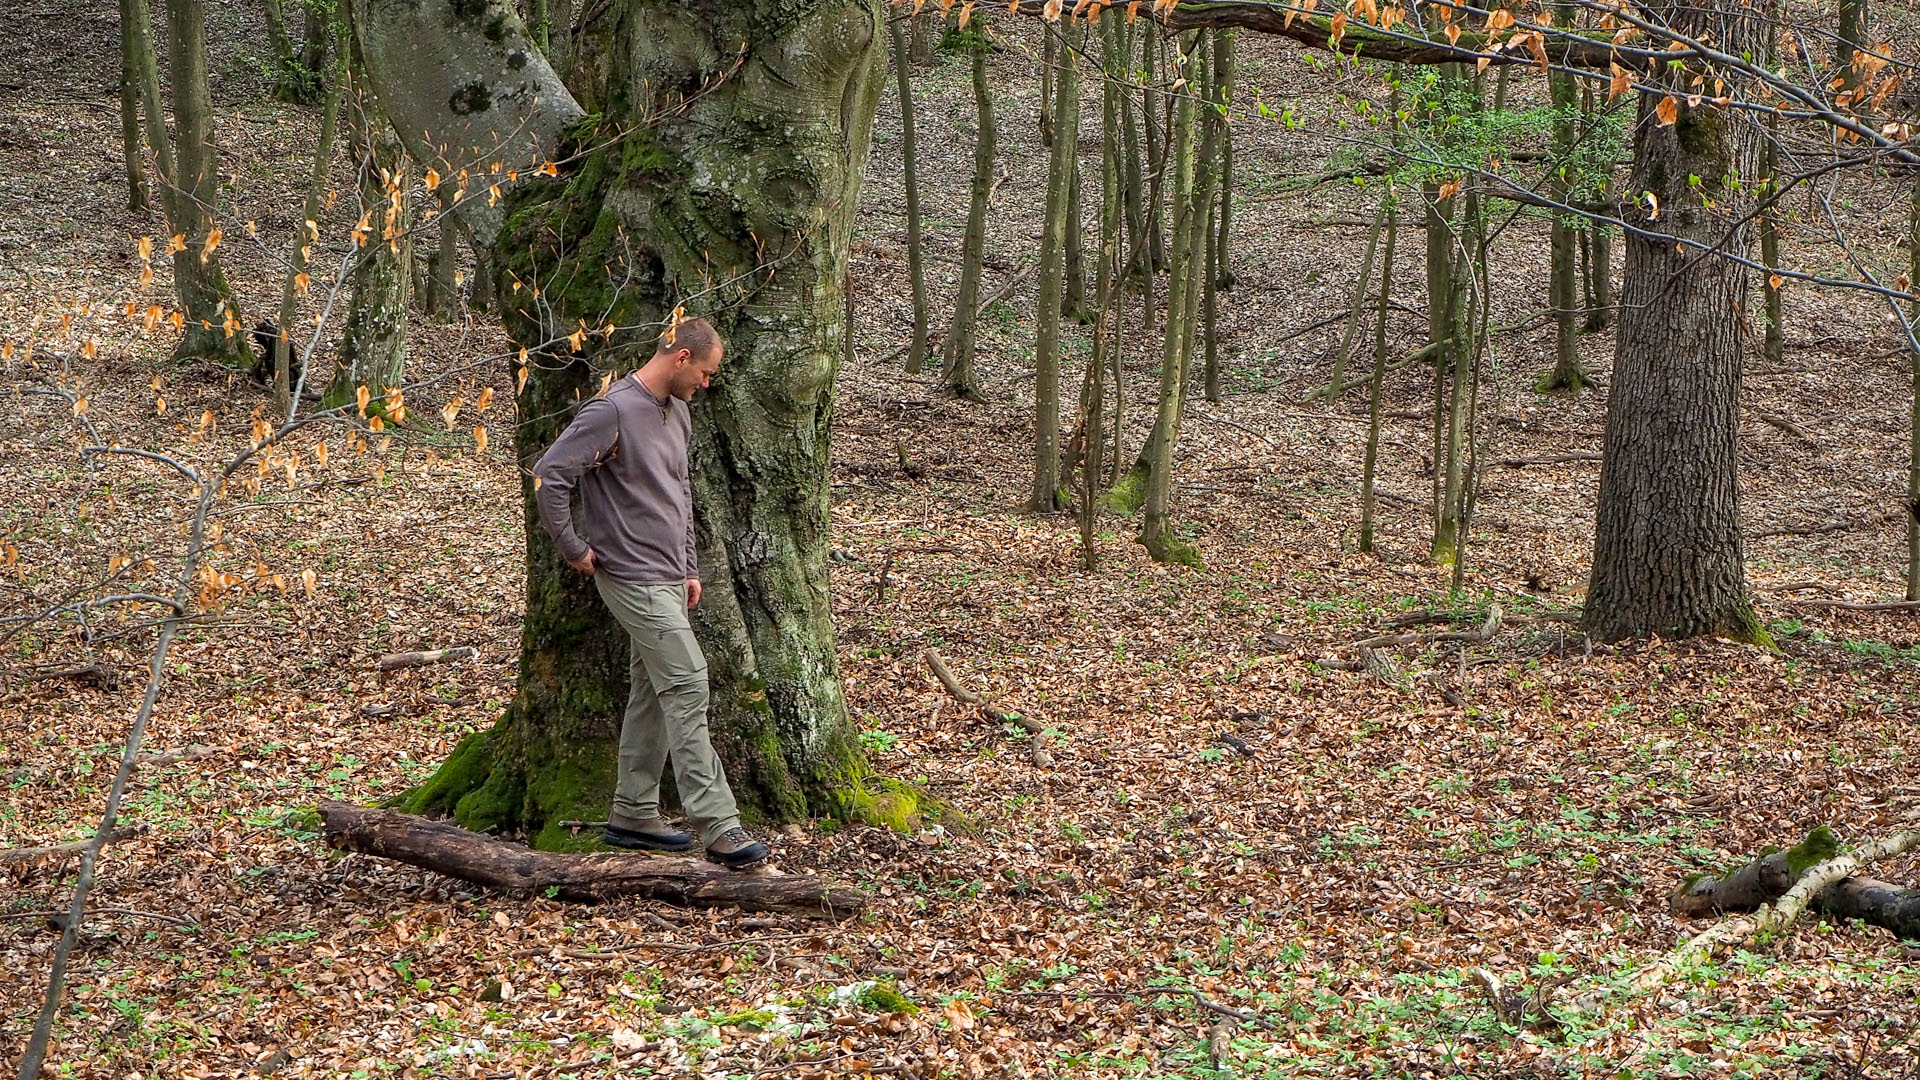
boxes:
[4,6,1920,1078]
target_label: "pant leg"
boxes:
[596,578,742,846]
[595,576,670,821]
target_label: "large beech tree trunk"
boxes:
[1582,0,1765,643]
[356,0,881,846]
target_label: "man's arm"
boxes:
[681,462,701,605]
[532,397,619,568]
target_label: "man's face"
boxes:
[670,343,723,401]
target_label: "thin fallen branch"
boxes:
[1349,604,1502,650]
[134,745,218,770]
[375,646,477,671]
[0,826,143,867]
[1787,597,1920,613]
[999,987,1273,1030]
[1493,452,1602,468]
[1746,405,1811,438]
[0,905,198,928]
[1751,512,1898,540]
[924,650,1053,767]
[318,802,866,918]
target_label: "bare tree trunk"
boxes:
[118,0,151,212]
[1141,30,1167,275]
[528,0,551,52]
[1360,186,1398,554]
[1117,21,1149,293]
[162,0,250,366]
[1539,13,1590,392]
[330,51,412,410]
[1064,159,1087,323]
[1081,10,1126,571]
[1316,204,1385,404]
[273,18,343,416]
[1908,173,1919,600]
[1583,0,1765,643]
[1579,83,1614,332]
[908,9,940,66]
[424,189,459,318]
[941,34,993,403]
[1138,33,1205,566]
[1029,21,1080,513]
[1211,28,1236,291]
[889,15,929,373]
[1039,27,1055,149]
[1836,0,1869,95]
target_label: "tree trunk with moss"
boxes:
[357,0,885,844]
[1582,0,1764,644]
[1136,34,1204,566]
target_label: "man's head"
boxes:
[651,317,723,401]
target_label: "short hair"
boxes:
[657,316,720,361]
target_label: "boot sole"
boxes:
[603,830,694,853]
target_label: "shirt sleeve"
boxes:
[532,396,618,563]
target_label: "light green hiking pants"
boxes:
[593,575,741,847]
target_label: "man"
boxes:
[532,317,769,870]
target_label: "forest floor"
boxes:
[4,5,1920,1079]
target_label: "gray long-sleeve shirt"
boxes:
[532,375,698,585]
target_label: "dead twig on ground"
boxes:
[375,646,477,671]
[924,649,1054,767]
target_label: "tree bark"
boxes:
[1029,22,1079,513]
[330,48,412,410]
[1539,12,1590,393]
[273,20,343,415]
[162,0,251,366]
[1138,33,1205,566]
[1361,179,1398,555]
[119,0,151,212]
[888,15,929,375]
[941,33,993,403]
[1583,0,1765,643]
[363,0,883,841]
[319,802,866,915]
[1907,173,1919,601]
[1211,29,1235,291]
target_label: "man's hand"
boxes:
[686,578,702,609]
[568,548,599,575]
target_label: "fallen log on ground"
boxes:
[1632,826,1920,993]
[1669,825,1920,940]
[317,802,866,918]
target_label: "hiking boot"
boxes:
[603,814,694,852]
[704,827,769,870]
